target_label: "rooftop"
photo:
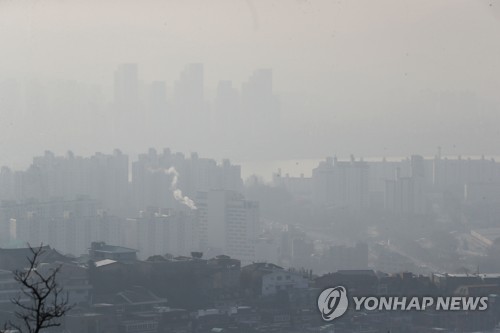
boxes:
[90,242,138,254]
[95,259,118,267]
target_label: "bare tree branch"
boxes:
[3,244,73,333]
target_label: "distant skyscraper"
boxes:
[113,63,139,112]
[172,63,208,147]
[384,155,428,215]
[196,190,260,264]
[213,80,240,143]
[130,148,243,213]
[10,150,130,217]
[312,156,370,211]
[173,63,204,114]
[241,69,280,145]
[130,208,197,259]
[1,198,101,256]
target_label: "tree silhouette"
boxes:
[3,245,73,333]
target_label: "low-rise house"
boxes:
[0,269,23,309]
[38,261,92,306]
[241,263,309,296]
[0,245,72,271]
[315,269,379,296]
[89,242,138,263]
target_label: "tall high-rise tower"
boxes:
[113,63,139,113]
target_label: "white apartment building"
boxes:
[128,208,198,259]
[196,190,260,264]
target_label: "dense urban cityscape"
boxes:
[2,60,500,331]
[1,147,500,331]
[2,1,500,332]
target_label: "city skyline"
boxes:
[2,1,500,332]
[2,0,500,167]
[2,61,500,170]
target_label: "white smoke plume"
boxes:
[165,167,197,210]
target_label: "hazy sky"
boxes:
[1,0,498,91]
[1,0,500,167]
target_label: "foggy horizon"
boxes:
[2,0,500,169]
